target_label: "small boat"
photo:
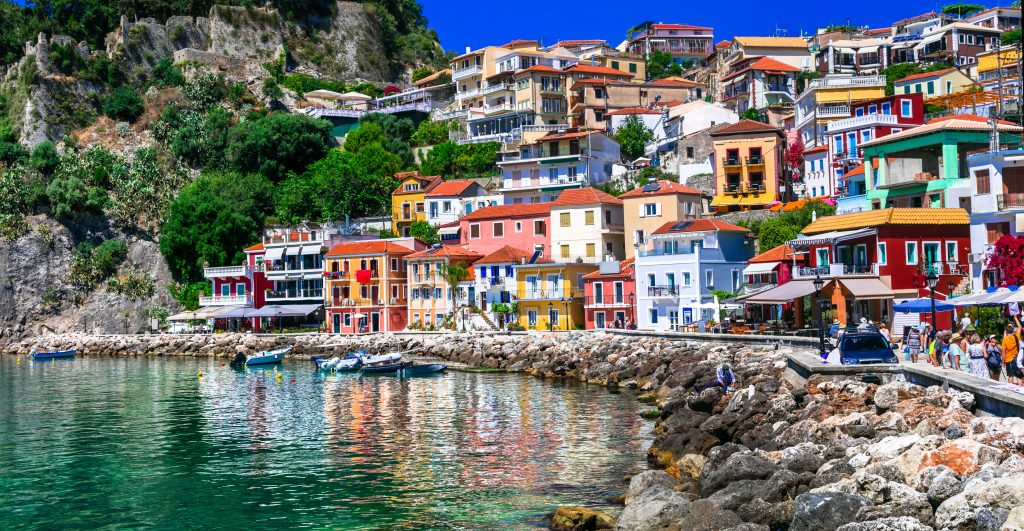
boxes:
[311,352,363,372]
[359,362,405,374]
[30,348,76,360]
[397,362,447,377]
[246,346,291,366]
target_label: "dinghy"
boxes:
[30,348,76,360]
[397,362,447,377]
[246,346,291,366]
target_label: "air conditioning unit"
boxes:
[378,298,385,305]
[390,297,398,304]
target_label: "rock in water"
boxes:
[790,492,873,531]
[614,485,690,531]
[550,506,615,530]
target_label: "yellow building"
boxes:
[709,120,785,213]
[451,40,547,115]
[893,67,975,98]
[794,74,887,148]
[391,171,442,237]
[515,261,597,331]
[323,239,423,334]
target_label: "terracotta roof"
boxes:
[893,12,938,25]
[894,68,959,84]
[583,258,635,279]
[652,218,750,235]
[647,78,700,87]
[392,174,442,196]
[619,179,702,198]
[721,57,800,82]
[844,162,867,179]
[649,23,713,31]
[768,197,831,212]
[406,245,483,260]
[860,115,1022,148]
[566,64,634,77]
[501,39,540,48]
[460,203,551,221]
[426,180,477,197]
[800,208,969,235]
[864,28,892,36]
[656,99,685,108]
[733,37,809,49]
[549,39,607,48]
[803,145,828,155]
[553,187,623,206]
[244,242,264,252]
[605,107,663,116]
[749,244,795,264]
[325,241,414,257]
[412,69,451,87]
[709,119,784,136]
[540,130,605,142]
[571,77,613,87]
[518,64,561,74]
[716,40,733,49]
[474,245,547,265]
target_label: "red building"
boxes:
[828,92,924,183]
[582,259,636,329]
[459,203,552,258]
[202,242,268,331]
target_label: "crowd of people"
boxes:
[899,314,1024,384]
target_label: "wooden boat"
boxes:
[359,362,404,374]
[246,346,291,366]
[30,348,76,360]
[397,362,447,377]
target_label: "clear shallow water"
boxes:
[0,355,651,530]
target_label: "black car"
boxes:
[837,332,899,365]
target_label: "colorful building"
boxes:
[861,115,1023,210]
[583,259,636,329]
[549,187,625,263]
[496,130,620,204]
[424,179,491,228]
[201,242,267,331]
[472,245,547,328]
[625,23,714,65]
[322,238,423,334]
[794,74,887,148]
[893,67,974,99]
[515,261,597,331]
[740,244,806,322]
[965,148,1024,291]
[391,171,443,237]
[262,223,343,308]
[973,46,1021,118]
[709,120,786,213]
[620,179,704,258]
[815,38,890,76]
[801,144,831,199]
[635,219,754,331]
[459,203,551,258]
[719,56,799,125]
[575,45,646,83]
[406,245,483,329]
[569,75,697,130]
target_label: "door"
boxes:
[923,242,940,271]
[333,313,340,334]
[371,312,380,332]
[594,283,604,304]
[595,312,606,328]
[854,245,868,272]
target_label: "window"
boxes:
[560,212,571,227]
[902,85,910,94]
[643,203,659,217]
[595,111,604,122]
[975,169,990,194]
[946,241,958,262]
[560,245,570,259]
[649,308,658,324]
[855,107,864,117]
[221,284,230,297]
[493,222,504,237]
[586,243,596,257]
[515,221,522,233]
[868,104,877,114]
[877,242,887,265]
[629,63,637,73]
[344,313,351,326]
[528,310,538,327]
[914,83,922,93]
[816,248,830,266]
[635,230,646,246]
[901,99,912,116]
[926,81,935,95]
[861,129,872,142]
[470,223,480,239]
[946,80,952,93]
[881,102,891,114]
[416,202,425,213]
[594,87,605,98]
[605,210,612,224]
[906,242,919,265]
[236,283,246,296]
[443,201,451,212]
[391,258,398,271]
[534,220,546,235]
[567,166,577,178]
[611,60,620,69]
[923,242,940,267]
[705,269,713,288]
[585,210,595,225]
[732,269,740,291]
[549,168,558,180]
[959,33,966,43]
[686,146,694,159]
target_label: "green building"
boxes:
[861,116,1022,210]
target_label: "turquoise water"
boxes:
[0,355,651,530]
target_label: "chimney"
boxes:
[465,45,471,54]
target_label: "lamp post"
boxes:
[548,302,554,332]
[629,293,635,328]
[947,281,956,299]
[813,274,826,357]
[561,296,570,330]
[926,270,939,337]
[277,310,283,334]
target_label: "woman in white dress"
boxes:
[966,333,988,379]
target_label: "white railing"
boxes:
[199,294,252,306]
[482,83,514,95]
[265,289,324,300]
[452,65,482,80]
[455,130,522,145]
[827,113,899,132]
[793,263,880,279]
[204,265,248,278]
[455,88,480,101]
[807,75,886,89]
[835,194,868,214]
[817,104,852,118]
[485,102,515,114]
[501,176,582,190]
[522,124,568,133]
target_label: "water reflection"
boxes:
[0,356,651,530]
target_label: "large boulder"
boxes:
[917,465,963,506]
[676,499,744,531]
[614,485,690,531]
[1003,506,1024,531]
[550,506,615,530]
[917,439,1003,478]
[700,452,778,496]
[790,492,873,531]
[873,382,925,411]
[935,475,1024,530]
[836,516,934,531]
[624,470,677,505]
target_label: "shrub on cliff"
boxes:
[103,86,144,122]
[225,111,332,181]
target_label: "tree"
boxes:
[739,108,761,121]
[786,136,805,176]
[1002,29,1022,47]
[411,119,456,146]
[756,217,802,251]
[411,66,433,82]
[151,58,184,87]
[613,115,655,162]
[103,86,144,122]
[344,121,386,153]
[646,50,683,80]
[275,147,399,223]
[941,3,985,18]
[986,234,1024,286]
[795,70,820,94]
[262,77,283,102]
[356,113,416,167]
[409,220,439,246]
[226,112,332,181]
[439,261,469,325]
[418,141,498,179]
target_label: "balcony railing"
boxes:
[199,294,252,306]
[265,289,324,300]
[836,194,868,214]
[746,155,764,165]
[455,88,480,100]
[484,102,515,114]
[722,157,742,167]
[807,75,886,89]
[452,64,482,80]
[203,265,249,278]
[647,286,678,297]
[482,83,514,95]
[793,263,880,279]
[827,113,899,132]
[519,289,585,301]
[817,104,852,118]
[637,247,697,258]
[265,262,323,273]
[328,297,399,307]
[584,295,630,307]
[998,193,1024,210]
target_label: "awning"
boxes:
[285,246,301,256]
[438,226,460,236]
[744,280,821,304]
[838,278,894,300]
[856,45,880,54]
[789,228,876,247]
[743,262,780,275]
[264,247,284,261]
[249,304,322,318]
[168,307,223,321]
[215,306,256,318]
[300,244,322,255]
[913,33,943,50]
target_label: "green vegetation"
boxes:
[410,220,439,246]
[597,165,673,197]
[1002,29,1022,47]
[879,62,951,95]
[739,200,837,251]
[941,3,985,18]
[418,141,498,180]
[103,86,144,122]
[411,119,457,146]
[106,264,155,300]
[353,113,416,167]
[613,115,655,162]
[411,66,433,82]
[226,111,332,181]
[640,409,663,419]
[279,73,383,98]
[739,108,762,121]
[69,239,128,293]
[169,281,210,311]
[646,50,689,80]
[151,58,185,87]
[795,70,820,94]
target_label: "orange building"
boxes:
[323,239,424,334]
[709,120,786,213]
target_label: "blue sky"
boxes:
[420,0,960,52]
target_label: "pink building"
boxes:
[459,203,552,258]
[583,259,636,329]
[626,23,714,64]
[202,242,268,331]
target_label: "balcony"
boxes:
[584,295,630,308]
[806,75,886,89]
[199,294,252,306]
[827,113,899,132]
[452,64,482,80]
[502,175,583,191]
[482,83,514,95]
[264,262,323,274]
[522,124,568,134]
[998,193,1024,210]
[204,265,248,278]
[764,83,792,93]
[721,157,742,168]
[328,297,396,307]
[484,102,515,114]
[455,88,480,101]
[836,194,868,214]
[265,288,324,301]
[519,289,585,301]
[817,104,852,118]
[878,171,939,190]
[746,155,764,166]
[793,263,880,279]
[637,246,697,258]
[647,286,679,298]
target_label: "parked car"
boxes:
[836,332,899,365]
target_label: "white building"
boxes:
[471,245,544,328]
[668,100,739,137]
[261,223,345,305]
[966,148,1024,291]
[496,130,621,204]
[801,144,831,199]
[425,180,494,227]
[549,187,626,263]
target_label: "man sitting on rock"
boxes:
[694,364,735,395]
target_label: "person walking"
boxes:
[986,335,1004,381]
[1002,315,1023,385]
[879,322,890,342]
[966,334,988,379]
[947,332,964,371]
[905,325,923,364]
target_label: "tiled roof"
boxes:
[426,180,477,197]
[244,242,264,252]
[549,39,607,48]
[553,187,623,206]
[501,39,540,48]
[325,241,414,257]
[518,64,561,74]
[768,196,832,212]
[864,28,893,36]
[619,179,702,198]
[800,208,969,235]
[605,107,663,116]
[860,115,1022,148]
[803,145,828,155]
[716,40,733,49]
[652,218,750,235]
[392,174,442,196]
[406,245,483,259]
[648,78,700,87]
[709,119,784,136]
[566,64,634,77]
[474,245,547,265]
[412,69,451,87]
[460,203,551,221]
[583,258,635,279]
[749,244,795,264]
[893,12,938,25]
[540,130,604,141]
[894,67,959,84]
[733,37,809,49]
[721,57,800,82]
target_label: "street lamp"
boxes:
[813,273,826,357]
[548,302,554,332]
[561,296,570,330]
[277,310,283,334]
[947,280,956,299]
[926,270,939,337]
[629,293,635,328]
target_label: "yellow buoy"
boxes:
[17,358,21,365]
[198,370,203,378]
[276,373,282,382]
